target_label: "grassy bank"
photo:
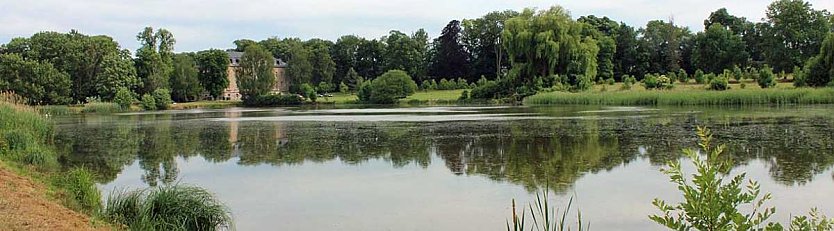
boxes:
[1,93,232,230]
[1,93,107,228]
[525,83,834,106]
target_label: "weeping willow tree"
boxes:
[502,6,599,92]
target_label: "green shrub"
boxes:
[805,55,832,87]
[141,94,157,110]
[678,69,689,83]
[114,88,136,109]
[643,74,672,90]
[339,82,349,94]
[152,89,173,110]
[708,75,730,91]
[358,70,417,104]
[793,66,807,88]
[606,78,615,85]
[59,168,102,215]
[694,70,706,84]
[459,90,469,101]
[421,80,432,90]
[477,76,489,86]
[732,65,744,82]
[758,65,777,89]
[104,185,233,231]
[651,127,834,230]
[439,78,455,90]
[457,78,470,89]
[804,33,833,87]
[300,83,317,103]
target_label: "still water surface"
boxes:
[53,105,834,230]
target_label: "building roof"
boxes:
[226,50,287,68]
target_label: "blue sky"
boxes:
[1,0,831,52]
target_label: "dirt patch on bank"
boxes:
[0,165,106,231]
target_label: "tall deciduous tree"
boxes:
[579,16,619,81]
[614,23,641,79]
[384,30,428,81]
[96,49,141,100]
[195,49,229,99]
[135,27,175,94]
[355,39,386,80]
[331,35,362,85]
[237,45,275,99]
[169,53,202,102]
[0,53,72,104]
[429,20,470,80]
[286,44,313,93]
[462,10,519,80]
[639,20,690,74]
[309,45,336,85]
[692,23,749,74]
[2,31,139,101]
[762,0,832,72]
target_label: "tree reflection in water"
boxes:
[54,107,834,193]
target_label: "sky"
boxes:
[1,0,832,52]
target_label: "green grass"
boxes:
[169,100,241,110]
[319,90,467,105]
[526,86,834,106]
[406,89,465,101]
[104,185,233,231]
[58,168,103,215]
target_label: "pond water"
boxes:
[53,105,834,230]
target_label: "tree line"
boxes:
[1,0,832,105]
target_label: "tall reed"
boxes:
[507,190,588,231]
[524,88,834,106]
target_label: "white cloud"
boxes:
[1,0,831,52]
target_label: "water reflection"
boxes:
[54,106,834,192]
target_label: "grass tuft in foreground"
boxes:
[57,168,103,215]
[104,184,233,231]
[507,190,587,231]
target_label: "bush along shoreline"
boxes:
[0,92,232,230]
